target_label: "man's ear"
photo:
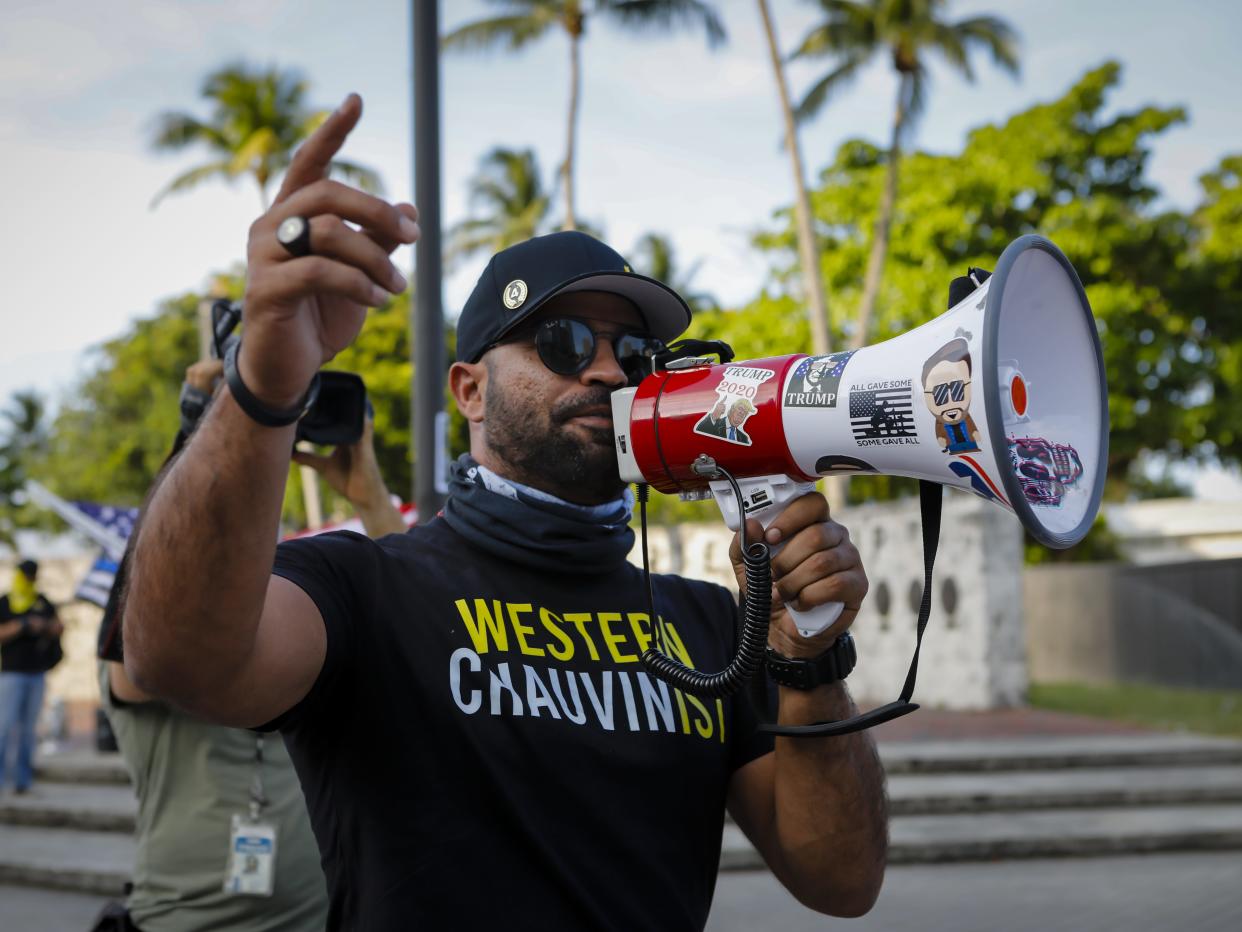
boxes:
[450,361,487,424]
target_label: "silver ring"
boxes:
[276,215,312,258]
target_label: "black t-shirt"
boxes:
[270,517,773,931]
[0,594,62,674]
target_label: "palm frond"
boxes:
[150,112,230,152]
[441,12,558,52]
[600,1,728,49]
[228,127,280,176]
[929,22,972,81]
[953,15,1020,76]
[149,160,235,208]
[793,54,866,124]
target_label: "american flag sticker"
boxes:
[849,381,920,446]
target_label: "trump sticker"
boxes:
[693,366,774,447]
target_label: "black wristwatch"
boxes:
[766,632,857,690]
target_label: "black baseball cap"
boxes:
[18,559,37,577]
[455,231,693,364]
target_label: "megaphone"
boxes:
[613,235,1107,723]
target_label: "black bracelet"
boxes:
[223,341,320,428]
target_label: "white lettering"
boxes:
[489,662,525,716]
[580,671,615,731]
[637,672,675,732]
[524,666,561,719]
[618,672,640,731]
[449,647,482,714]
[548,668,587,725]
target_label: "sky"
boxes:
[3,0,1241,496]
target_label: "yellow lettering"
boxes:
[626,613,654,655]
[455,598,509,654]
[599,613,636,663]
[540,608,574,661]
[658,618,695,669]
[563,613,600,661]
[675,689,691,735]
[507,603,544,657]
[686,694,714,739]
[716,699,726,744]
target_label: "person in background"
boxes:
[94,357,403,932]
[0,558,63,795]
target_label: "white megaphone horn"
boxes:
[614,235,1107,668]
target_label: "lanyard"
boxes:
[248,736,267,821]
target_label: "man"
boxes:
[922,338,980,454]
[0,559,63,795]
[724,397,755,445]
[95,357,406,932]
[693,399,728,438]
[124,97,886,929]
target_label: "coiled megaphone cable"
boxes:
[636,467,773,699]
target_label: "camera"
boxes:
[194,299,369,446]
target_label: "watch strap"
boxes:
[766,632,857,690]
[224,341,321,428]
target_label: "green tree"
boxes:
[630,232,719,315]
[791,0,1019,348]
[443,1,726,231]
[448,147,554,264]
[150,62,382,209]
[0,391,51,549]
[756,0,832,356]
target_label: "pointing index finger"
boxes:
[273,93,363,206]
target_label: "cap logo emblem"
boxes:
[503,279,528,310]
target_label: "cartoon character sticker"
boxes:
[1009,436,1084,507]
[785,351,855,408]
[693,366,773,447]
[921,338,981,454]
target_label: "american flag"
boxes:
[76,553,122,607]
[849,386,917,440]
[24,481,138,606]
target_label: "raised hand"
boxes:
[239,95,419,408]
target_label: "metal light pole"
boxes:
[412,0,446,520]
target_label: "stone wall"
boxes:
[632,491,1029,710]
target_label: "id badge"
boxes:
[224,813,277,896]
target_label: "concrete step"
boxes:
[886,764,1242,814]
[34,750,129,786]
[721,803,1242,869]
[11,764,1242,836]
[879,734,1242,774]
[0,783,135,832]
[0,824,132,896]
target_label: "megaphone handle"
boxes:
[708,475,846,639]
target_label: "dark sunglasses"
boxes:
[505,317,664,386]
[925,379,969,406]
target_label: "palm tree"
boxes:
[756,0,832,356]
[631,232,718,315]
[449,147,554,263]
[150,62,382,210]
[791,0,1019,348]
[443,1,726,231]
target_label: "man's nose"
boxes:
[579,335,627,388]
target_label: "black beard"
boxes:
[483,385,626,504]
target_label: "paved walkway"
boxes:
[709,852,1242,932]
[7,851,1241,931]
